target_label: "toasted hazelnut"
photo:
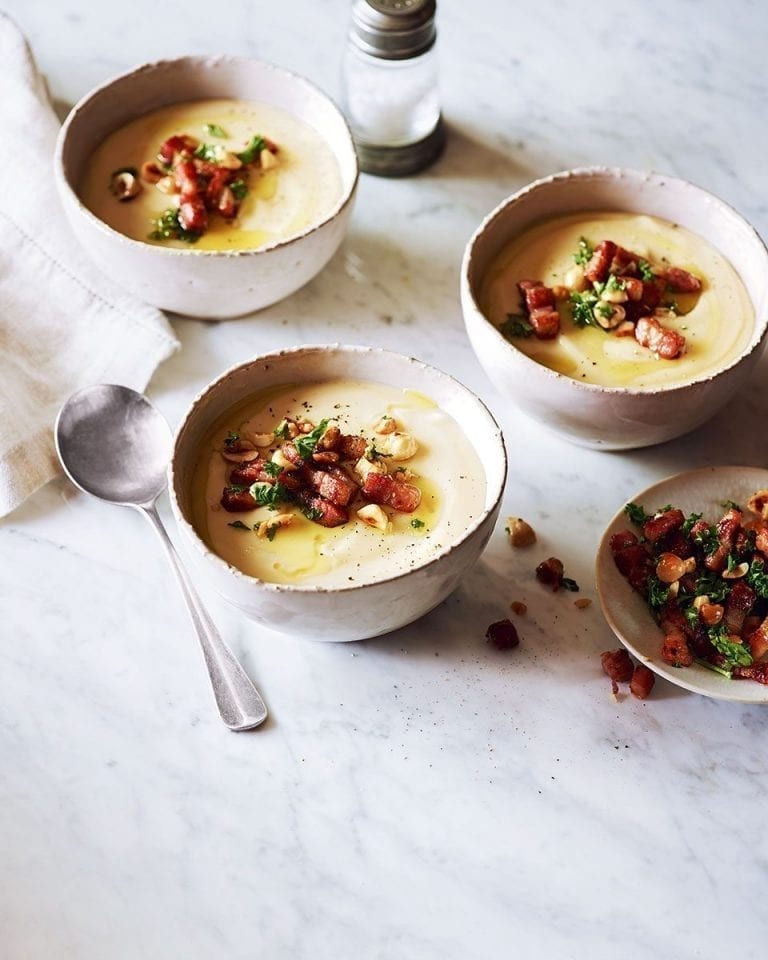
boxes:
[355,456,387,481]
[574,598,592,610]
[506,517,536,548]
[373,415,397,435]
[375,432,418,461]
[257,513,293,538]
[357,504,390,532]
[746,489,768,520]
[109,169,141,201]
[260,147,279,170]
[510,601,527,616]
[722,562,749,580]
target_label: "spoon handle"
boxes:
[141,503,268,731]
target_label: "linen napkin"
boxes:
[0,13,179,518]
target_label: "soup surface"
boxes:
[480,212,754,389]
[80,98,343,251]
[191,379,487,588]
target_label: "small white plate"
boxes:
[595,465,768,703]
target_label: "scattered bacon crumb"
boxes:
[601,649,634,684]
[535,556,564,590]
[629,664,655,699]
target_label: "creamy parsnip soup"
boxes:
[191,380,486,588]
[80,99,342,251]
[480,212,754,389]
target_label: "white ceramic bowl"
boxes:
[461,167,768,449]
[169,345,507,642]
[54,56,358,319]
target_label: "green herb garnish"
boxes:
[561,577,579,592]
[224,430,240,448]
[194,142,219,163]
[230,178,248,200]
[693,571,729,604]
[721,499,742,511]
[569,289,599,328]
[263,460,282,478]
[692,523,719,555]
[203,122,227,138]
[228,520,251,530]
[237,134,267,164]
[709,624,753,668]
[411,518,425,529]
[682,511,703,536]
[302,505,323,522]
[149,207,200,243]
[248,481,288,508]
[295,419,330,459]
[572,236,593,266]
[747,558,768,598]
[274,420,290,440]
[624,502,651,526]
[638,259,655,282]
[646,575,670,610]
[501,314,534,338]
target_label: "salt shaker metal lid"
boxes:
[349,0,437,60]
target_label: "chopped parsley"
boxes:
[572,236,593,266]
[149,207,200,243]
[273,420,290,440]
[237,134,267,164]
[646,575,670,610]
[227,520,252,530]
[501,313,534,338]
[681,511,703,536]
[194,142,219,163]
[721,499,742,511]
[203,122,228,138]
[248,481,288,508]
[301,505,323,522]
[692,523,719,554]
[624,502,651,526]
[410,518,425,529]
[638,259,655,282]
[747,557,768,598]
[262,460,282,478]
[295,419,330,459]
[224,430,240,448]
[569,289,599,328]
[709,624,753,668]
[693,571,729,604]
[230,178,248,200]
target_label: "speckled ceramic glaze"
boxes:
[168,345,507,641]
[54,56,358,318]
[461,167,768,449]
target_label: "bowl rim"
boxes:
[168,343,508,595]
[461,165,768,397]
[54,54,359,259]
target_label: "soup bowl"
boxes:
[461,167,768,449]
[168,344,507,641]
[55,56,358,318]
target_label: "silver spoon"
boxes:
[54,384,268,731]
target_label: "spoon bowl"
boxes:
[55,384,268,731]
[55,384,171,505]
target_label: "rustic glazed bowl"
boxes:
[54,56,358,319]
[169,345,507,642]
[461,167,768,449]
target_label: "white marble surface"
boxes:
[2,1,768,957]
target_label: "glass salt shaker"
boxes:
[341,0,445,177]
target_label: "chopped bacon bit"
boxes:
[221,486,257,511]
[643,509,685,544]
[305,465,357,507]
[583,240,617,283]
[178,196,207,233]
[747,616,768,661]
[173,159,200,197]
[723,580,756,636]
[362,472,421,512]
[663,266,702,293]
[296,491,348,527]
[486,619,520,651]
[634,314,686,359]
[704,507,742,571]
[518,280,560,339]
[661,629,693,667]
[629,664,655,699]
[157,134,198,165]
[601,649,634,683]
[338,434,368,460]
[732,662,768,684]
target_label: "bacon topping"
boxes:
[634,314,686,359]
[518,280,560,339]
[362,472,421,512]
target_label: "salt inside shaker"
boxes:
[341,0,445,177]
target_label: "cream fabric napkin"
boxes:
[0,13,179,518]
